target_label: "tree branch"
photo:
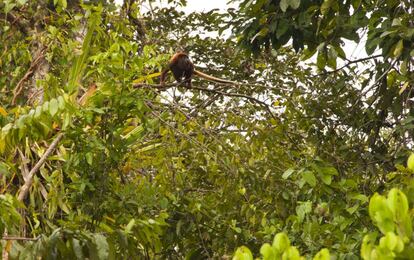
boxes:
[12,47,46,105]
[1,236,40,241]
[134,82,278,120]
[318,54,382,76]
[133,82,179,89]
[17,133,64,202]
[0,12,30,35]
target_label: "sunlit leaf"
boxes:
[233,246,253,260]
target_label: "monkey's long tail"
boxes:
[194,70,239,85]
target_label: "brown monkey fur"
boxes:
[160,52,238,87]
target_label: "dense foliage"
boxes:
[0,0,414,259]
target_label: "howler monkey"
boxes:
[160,52,238,87]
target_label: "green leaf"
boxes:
[320,174,332,185]
[67,13,99,93]
[72,238,84,259]
[313,248,330,260]
[0,162,9,176]
[361,233,377,259]
[252,27,270,43]
[352,194,369,203]
[63,112,71,129]
[42,101,50,112]
[327,47,337,69]
[58,95,66,110]
[59,0,67,8]
[400,60,408,75]
[276,19,289,38]
[369,193,395,234]
[407,153,414,170]
[35,106,42,118]
[233,246,253,260]
[320,0,333,15]
[302,171,316,187]
[93,234,109,260]
[49,98,59,117]
[395,234,405,253]
[272,233,290,253]
[398,214,413,240]
[301,48,317,60]
[351,0,362,10]
[125,219,135,233]
[17,0,28,5]
[346,204,359,215]
[387,71,397,89]
[280,0,289,12]
[282,246,301,260]
[282,168,295,179]
[393,39,403,57]
[289,0,301,10]
[380,30,395,38]
[260,243,277,259]
[319,166,338,176]
[4,2,16,13]
[296,201,312,222]
[86,153,93,165]
[316,52,326,69]
[391,18,401,26]
[386,188,409,221]
[379,232,398,251]
[334,45,346,59]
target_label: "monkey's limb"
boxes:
[194,70,240,85]
[160,69,169,86]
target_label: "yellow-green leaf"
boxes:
[302,171,316,187]
[260,243,277,259]
[49,98,59,117]
[407,153,414,170]
[387,188,408,219]
[313,248,330,260]
[393,39,403,57]
[0,107,7,116]
[273,233,290,253]
[233,246,253,260]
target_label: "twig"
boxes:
[135,82,278,120]
[1,236,40,241]
[194,216,211,259]
[17,133,64,201]
[12,47,46,105]
[317,54,382,76]
[123,0,146,39]
[133,79,288,92]
[133,82,177,89]
[187,85,278,121]
[188,93,222,118]
[149,110,236,175]
[17,148,30,182]
[0,12,30,35]
[348,59,397,112]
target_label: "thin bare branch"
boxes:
[318,54,382,76]
[134,82,278,120]
[17,133,64,202]
[1,236,40,241]
[12,47,47,105]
